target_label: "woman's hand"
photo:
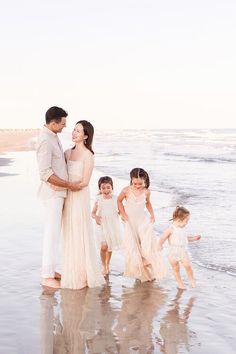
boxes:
[69,181,82,191]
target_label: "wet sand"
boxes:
[0,130,235,354]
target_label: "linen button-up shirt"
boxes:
[36,126,68,200]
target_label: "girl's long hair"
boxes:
[130,168,150,188]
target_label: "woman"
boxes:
[61,120,105,289]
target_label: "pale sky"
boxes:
[0,0,236,130]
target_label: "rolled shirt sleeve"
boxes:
[36,140,54,182]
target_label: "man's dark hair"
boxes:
[45,106,68,124]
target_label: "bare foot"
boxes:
[41,278,60,289]
[54,272,61,280]
[105,265,110,275]
[190,279,196,288]
[102,266,107,276]
[42,287,58,296]
[177,282,186,290]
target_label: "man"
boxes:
[36,106,80,288]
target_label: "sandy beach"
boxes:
[0,129,39,154]
[0,130,235,354]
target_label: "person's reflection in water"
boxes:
[39,287,59,354]
[114,281,167,353]
[40,280,167,354]
[53,287,89,353]
[52,279,119,353]
[157,289,197,354]
[83,279,119,353]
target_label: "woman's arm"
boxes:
[77,152,94,189]
[146,190,155,223]
[117,187,129,221]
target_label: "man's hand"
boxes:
[69,181,81,191]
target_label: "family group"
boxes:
[36,106,201,292]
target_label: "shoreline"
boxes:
[0,134,235,353]
[0,129,39,154]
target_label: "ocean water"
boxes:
[89,129,236,277]
[1,131,235,353]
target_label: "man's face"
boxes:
[50,117,67,133]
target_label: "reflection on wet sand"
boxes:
[39,287,59,354]
[81,281,119,353]
[58,283,119,353]
[54,287,89,353]
[39,279,168,353]
[114,281,167,353]
[157,289,197,354]
[40,281,119,353]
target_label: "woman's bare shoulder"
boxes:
[64,148,72,160]
[84,149,94,158]
[81,149,94,163]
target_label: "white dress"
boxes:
[168,224,189,261]
[96,195,122,251]
[123,188,166,282]
[61,160,105,289]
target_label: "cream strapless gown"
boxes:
[61,160,105,289]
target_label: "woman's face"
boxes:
[72,123,87,143]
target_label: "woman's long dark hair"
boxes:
[72,120,94,154]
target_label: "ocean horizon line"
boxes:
[1,127,236,132]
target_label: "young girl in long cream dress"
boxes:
[61,120,105,289]
[92,176,122,275]
[117,167,166,282]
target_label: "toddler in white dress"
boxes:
[159,206,201,289]
[92,176,122,275]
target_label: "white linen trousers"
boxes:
[42,196,65,278]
